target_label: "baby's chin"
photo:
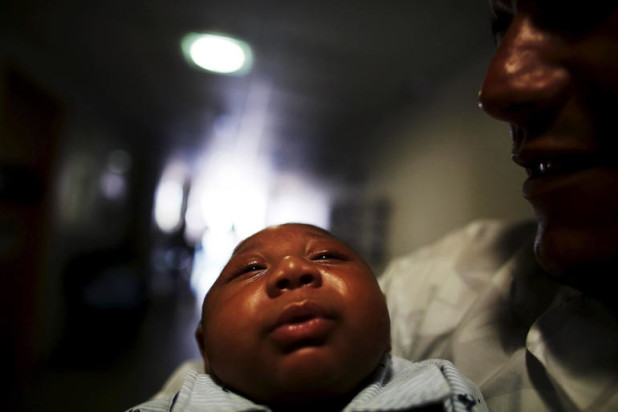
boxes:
[219,351,382,407]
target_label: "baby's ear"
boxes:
[195,322,211,373]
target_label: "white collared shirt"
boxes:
[380,219,618,411]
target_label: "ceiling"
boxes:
[1,0,494,179]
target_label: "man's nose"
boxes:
[478,15,570,126]
[266,256,322,297]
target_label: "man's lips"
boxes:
[269,300,335,349]
[512,151,604,179]
[512,148,616,199]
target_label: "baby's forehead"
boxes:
[232,224,338,255]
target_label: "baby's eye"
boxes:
[227,263,265,281]
[311,252,344,261]
[241,264,265,274]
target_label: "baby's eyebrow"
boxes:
[232,231,335,256]
[231,237,261,256]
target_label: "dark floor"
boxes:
[20,293,202,412]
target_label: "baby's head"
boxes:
[195,223,390,407]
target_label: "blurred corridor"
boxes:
[1,1,534,410]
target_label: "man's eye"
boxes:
[488,0,515,44]
[491,8,513,44]
[531,2,618,37]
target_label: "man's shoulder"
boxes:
[381,219,537,281]
[379,219,539,360]
[380,218,538,298]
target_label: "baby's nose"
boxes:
[267,256,322,296]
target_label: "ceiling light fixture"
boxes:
[181,32,253,75]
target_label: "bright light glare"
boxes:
[154,180,184,232]
[187,158,333,301]
[187,154,268,300]
[154,163,187,233]
[183,33,252,74]
[267,175,331,229]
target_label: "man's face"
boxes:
[197,224,390,404]
[479,0,618,285]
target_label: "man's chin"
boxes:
[534,223,618,294]
[533,234,572,279]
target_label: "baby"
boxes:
[128,223,487,411]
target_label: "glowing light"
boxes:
[267,174,331,228]
[100,149,131,200]
[153,163,187,233]
[100,171,126,200]
[182,33,253,74]
[187,153,268,300]
[186,160,333,301]
[154,180,184,232]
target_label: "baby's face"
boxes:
[197,223,390,404]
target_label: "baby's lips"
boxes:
[271,299,332,330]
[269,315,335,348]
[267,298,340,350]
